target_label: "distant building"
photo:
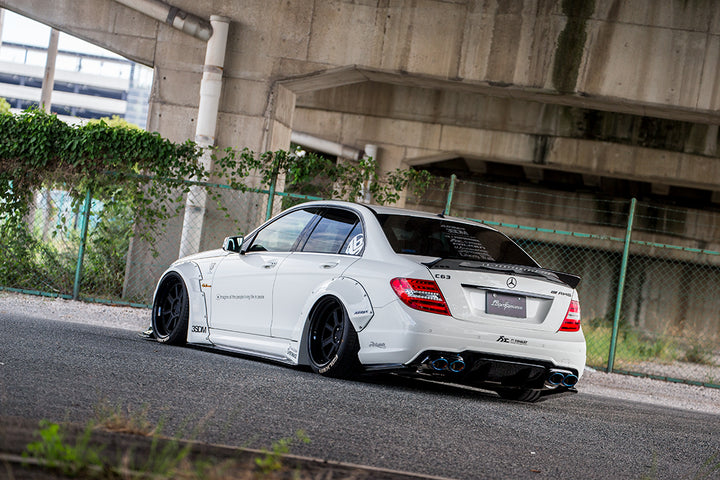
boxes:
[0,41,152,128]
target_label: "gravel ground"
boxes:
[2,291,719,416]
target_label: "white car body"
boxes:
[151,200,586,401]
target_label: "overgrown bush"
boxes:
[0,108,433,301]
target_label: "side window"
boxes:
[248,209,316,253]
[302,209,363,255]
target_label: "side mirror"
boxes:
[222,235,244,253]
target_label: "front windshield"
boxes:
[377,214,538,267]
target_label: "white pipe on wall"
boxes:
[194,15,229,150]
[290,131,364,161]
[362,144,378,203]
[178,15,230,258]
[113,0,212,41]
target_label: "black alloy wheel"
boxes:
[307,297,360,378]
[151,272,189,345]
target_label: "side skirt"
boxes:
[203,328,301,365]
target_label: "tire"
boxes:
[306,297,360,378]
[496,388,542,403]
[151,272,189,345]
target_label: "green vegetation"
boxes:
[254,430,310,476]
[682,342,715,366]
[584,319,717,370]
[19,407,314,479]
[0,108,430,233]
[0,97,10,114]
[21,418,193,478]
[0,108,432,302]
[23,420,103,476]
[0,108,202,238]
[584,323,677,367]
[92,399,155,435]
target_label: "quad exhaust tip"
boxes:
[546,369,578,388]
[424,355,466,373]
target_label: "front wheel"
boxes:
[152,272,189,345]
[306,297,360,379]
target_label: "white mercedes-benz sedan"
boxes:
[151,200,585,402]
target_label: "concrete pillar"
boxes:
[0,9,5,50]
[38,29,60,241]
[40,29,59,113]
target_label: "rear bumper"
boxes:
[357,301,586,388]
[409,350,579,390]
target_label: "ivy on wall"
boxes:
[0,108,432,234]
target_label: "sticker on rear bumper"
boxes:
[497,335,528,346]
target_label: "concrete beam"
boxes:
[292,68,720,125]
[296,106,720,194]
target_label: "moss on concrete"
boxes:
[552,0,595,93]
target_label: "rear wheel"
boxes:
[496,388,542,403]
[307,297,360,378]
[152,272,189,345]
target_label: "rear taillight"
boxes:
[559,299,581,332]
[390,278,451,316]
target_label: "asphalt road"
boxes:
[1,313,718,480]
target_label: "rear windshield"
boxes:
[377,214,538,267]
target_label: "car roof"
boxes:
[294,200,496,230]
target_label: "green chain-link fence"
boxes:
[2,172,719,388]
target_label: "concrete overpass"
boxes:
[4,0,719,192]
[3,0,720,329]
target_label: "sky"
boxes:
[0,9,153,87]
[1,9,123,58]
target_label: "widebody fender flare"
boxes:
[154,262,211,345]
[293,276,374,365]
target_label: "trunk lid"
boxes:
[427,259,580,332]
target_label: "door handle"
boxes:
[321,261,340,269]
[263,260,278,269]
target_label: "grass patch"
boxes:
[254,430,310,476]
[584,320,718,371]
[20,403,314,479]
[92,399,155,436]
[22,420,103,477]
[682,342,715,366]
[584,322,678,369]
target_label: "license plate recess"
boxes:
[486,291,526,318]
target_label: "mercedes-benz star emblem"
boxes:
[506,277,517,289]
